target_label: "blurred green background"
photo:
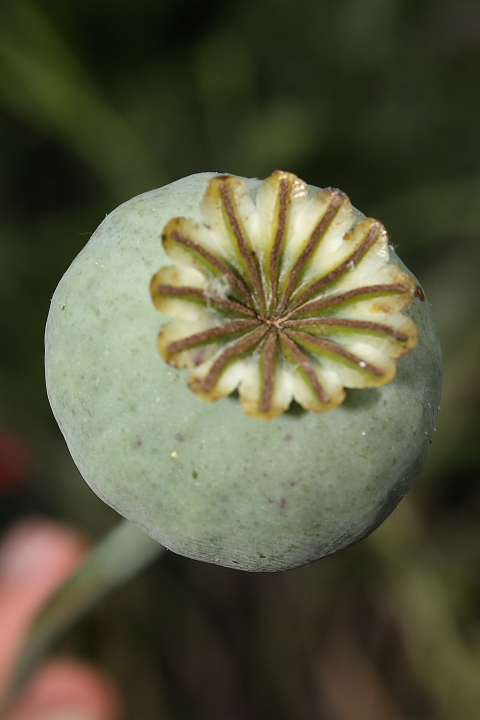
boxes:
[1,0,480,718]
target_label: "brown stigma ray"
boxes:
[288,223,382,312]
[151,171,420,419]
[277,190,346,314]
[218,181,266,315]
[201,325,268,394]
[268,177,290,313]
[153,284,256,317]
[286,329,385,377]
[259,332,278,414]
[283,317,409,342]
[280,333,331,404]
[167,228,253,306]
[290,283,413,317]
[165,319,257,355]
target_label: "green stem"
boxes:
[3,519,165,707]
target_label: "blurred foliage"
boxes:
[1,0,480,718]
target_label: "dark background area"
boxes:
[1,0,480,718]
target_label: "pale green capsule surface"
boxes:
[45,172,443,571]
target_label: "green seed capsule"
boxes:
[45,172,443,571]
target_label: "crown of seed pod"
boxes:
[151,171,422,419]
[45,172,442,571]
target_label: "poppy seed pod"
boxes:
[45,172,443,571]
